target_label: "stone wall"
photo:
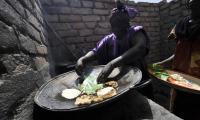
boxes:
[41,0,161,64]
[0,0,51,119]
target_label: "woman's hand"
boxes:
[75,58,85,76]
[97,62,115,83]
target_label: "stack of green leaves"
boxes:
[79,73,103,95]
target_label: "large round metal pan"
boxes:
[34,65,142,111]
[149,69,200,94]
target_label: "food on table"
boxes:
[97,87,117,99]
[91,95,104,102]
[75,80,118,106]
[75,87,117,106]
[62,69,119,106]
[149,64,200,91]
[153,71,169,81]
[61,89,81,99]
[75,95,93,106]
[79,72,103,95]
[148,64,164,72]
[105,81,118,88]
[167,74,200,90]
[62,79,118,106]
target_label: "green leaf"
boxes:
[148,64,164,72]
[153,71,169,81]
[79,73,103,95]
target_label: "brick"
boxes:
[93,9,110,15]
[160,3,169,10]
[79,29,93,36]
[71,23,85,29]
[45,15,59,22]
[18,34,37,54]
[64,37,85,44]
[150,22,160,27]
[95,2,104,8]
[170,8,181,16]
[104,3,115,9]
[144,17,160,22]
[51,23,72,30]
[94,28,110,35]
[82,1,93,8]
[58,30,78,37]
[148,32,160,37]
[71,8,92,15]
[170,2,180,10]
[85,36,102,42]
[148,12,159,17]
[44,6,71,14]
[51,0,68,5]
[0,0,23,27]
[101,16,106,21]
[25,9,41,30]
[82,15,101,22]
[85,22,96,28]
[98,22,110,28]
[34,3,44,23]
[33,57,48,70]
[139,12,149,17]
[0,21,18,51]
[69,0,81,7]
[141,22,150,27]
[18,0,33,10]
[59,15,82,22]
[5,0,26,18]
[40,31,48,46]
[25,21,42,43]
[40,0,52,5]
[36,45,48,55]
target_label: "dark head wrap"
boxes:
[110,1,138,28]
[112,1,138,19]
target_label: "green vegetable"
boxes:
[148,64,164,72]
[79,74,103,95]
[153,72,169,81]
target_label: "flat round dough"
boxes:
[61,89,81,99]
[97,87,116,96]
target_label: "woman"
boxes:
[156,0,200,119]
[76,1,152,98]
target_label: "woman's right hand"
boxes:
[75,58,85,76]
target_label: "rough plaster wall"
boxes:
[0,0,51,119]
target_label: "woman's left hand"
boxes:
[97,62,115,83]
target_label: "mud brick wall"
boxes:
[159,0,190,60]
[0,0,51,119]
[41,0,161,64]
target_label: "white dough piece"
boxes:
[61,89,81,99]
[97,87,115,96]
